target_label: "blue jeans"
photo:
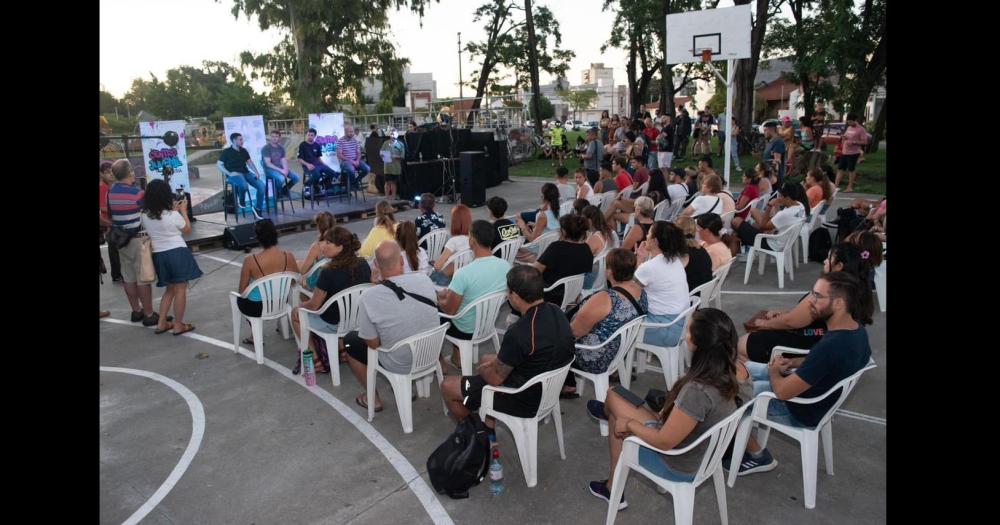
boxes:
[647,151,658,170]
[642,313,684,347]
[264,167,300,193]
[340,159,370,184]
[305,164,339,186]
[637,428,696,482]
[307,313,339,334]
[744,361,806,428]
[227,172,266,211]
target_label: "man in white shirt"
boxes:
[730,182,808,252]
[554,166,577,202]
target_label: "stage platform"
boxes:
[183,196,411,251]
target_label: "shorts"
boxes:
[460,375,542,418]
[642,313,684,347]
[308,312,339,333]
[657,152,673,169]
[745,326,825,363]
[443,319,474,341]
[552,143,568,152]
[384,173,399,182]
[151,247,203,287]
[837,154,860,172]
[117,235,153,284]
[343,330,367,363]
[637,421,697,482]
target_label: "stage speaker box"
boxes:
[223,223,259,250]
[459,151,487,207]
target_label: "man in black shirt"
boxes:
[441,265,575,425]
[487,196,521,250]
[675,107,692,161]
[297,128,340,192]
[217,132,266,218]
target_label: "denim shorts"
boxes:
[637,421,696,482]
[307,312,339,334]
[744,361,807,428]
[642,313,684,347]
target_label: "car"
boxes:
[586,121,599,130]
[570,120,585,131]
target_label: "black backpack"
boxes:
[426,413,491,499]
[833,207,865,244]
[808,227,833,263]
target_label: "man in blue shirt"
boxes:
[217,132,266,218]
[762,121,787,186]
[731,271,874,477]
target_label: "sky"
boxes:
[99,0,743,100]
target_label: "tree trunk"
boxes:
[733,0,769,154]
[288,4,319,115]
[660,67,675,116]
[867,96,885,153]
[524,0,543,136]
[626,26,638,119]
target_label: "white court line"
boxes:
[720,290,810,295]
[99,366,206,525]
[101,318,454,525]
[195,253,243,267]
[836,409,887,426]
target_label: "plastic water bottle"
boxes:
[302,350,317,387]
[488,448,504,496]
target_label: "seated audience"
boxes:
[628,156,650,193]
[696,213,733,271]
[535,214,595,306]
[555,166,577,202]
[613,156,633,191]
[620,196,656,251]
[594,161,620,194]
[732,272,873,476]
[415,193,446,241]
[682,173,735,218]
[563,249,648,397]
[674,215,714,292]
[604,168,667,223]
[237,219,300,345]
[430,204,473,285]
[697,155,719,179]
[730,182,809,251]
[739,243,874,363]
[515,183,561,261]
[298,211,337,292]
[487,196,522,250]
[344,240,441,413]
[395,221,430,274]
[575,168,596,200]
[583,205,615,256]
[440,265,575,429]
[587,308,747,507]
[804,167,835,210]
[734,170,761,221]
[359,200,399,259]
[634,221,690,347]
[291,227,372,372]
[573,197,591,216]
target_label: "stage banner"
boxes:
[307,112,345,173]
[223,115,270,205]
[139,120,190,193]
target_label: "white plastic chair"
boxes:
[742,219,805,289]
[688,278,716,302]
[492,237,524,266]
[293,283,372,387]
[295,258,327,300]
[727,352,878,509]
[480,358,575,488]
[874,243,886,312]
[543,274,586,311]
[438,248,474,280]
[229,272,300,365]
[658,198,686,222]
[440,291,507,376]
[732,197,760,220]
[366,324,450,433]
[571,316,646,436]
[581,249,610,299]
[797,202,826,266]
[719,209,736,234]
[599,191,618,214]
[634,298,700,390]
[606,401,754,525]
[418,228,450,264]
[517,231,559,265]
[559,200,574,217]
[708,258,736,310]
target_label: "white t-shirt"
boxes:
[688,193,735,216]
[577,182,594,200]
[634,254,689,315]
[140,210,187,253]
[666,183,689,205]
[443,235,470,256]
[768,204,806,252]
[556,181,577,202]
[403,248,431,274]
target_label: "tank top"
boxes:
[247,251,289,301]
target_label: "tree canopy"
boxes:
[120,61,274,120]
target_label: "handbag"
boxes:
[137,235,156,283]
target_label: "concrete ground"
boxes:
[100,179,885,524]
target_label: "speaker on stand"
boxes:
[223,223,259,250]
[459,151,487,207]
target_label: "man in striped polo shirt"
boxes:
[107,160,160,325]
[336,125,369,189]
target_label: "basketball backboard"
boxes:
[666,4,752,65]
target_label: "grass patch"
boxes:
[509,132,886,195]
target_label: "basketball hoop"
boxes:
[701,49,712,62]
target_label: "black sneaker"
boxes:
[141,313,174,327]
[130,310,145,323]
[587,400,608,422]
[588,480,627,510]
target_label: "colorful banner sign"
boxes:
[139,120,190,193]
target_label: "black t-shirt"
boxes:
[497,302,576,415]
[492,218,522,249]
[298,141,323,165]
[658,126,674,152]
[315,260,372,325]
[538,240,594,305]
[789,326,872,427]
[219,146,252,174]
[685,246,714,292]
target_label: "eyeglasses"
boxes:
[809,290,830,301]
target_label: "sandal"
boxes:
[154,322,174,335]
[172,323,196,336]
[242,336,254,345]
[355,392,383,413]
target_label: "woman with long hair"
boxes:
[394,220,430,274]
[804,168,835,210]
[620,196,656,252]
[291,226,372,372]
[431,204,472,285]
[298,211,337,292]
[140,179,202,335]
[587,308,749,508]
[738,242,875,363]
[236,219,300,345]
[516,182,562,242]
[359,200,398,259]
[634,221,690,347]
[535,214,594,306]
[696,212,733,271]
[582,205,615,256]
[674,215,714,292]
[734,169,762,221]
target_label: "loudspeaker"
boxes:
[459,151,487,207]
[223,223,259,250]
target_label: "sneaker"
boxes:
[587,400,608,422]
[252,208,264,220]
[588,480,627,510]
[130,310,145,323]
[729,449,779,476]
[141,312,160,326]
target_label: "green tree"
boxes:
[765,1,839,122]
[733,0,783,154]
[464,0,574,129]
[558,89,599,121]
[120,61,272,120]
[227,0,435,115]
[529,94,554,121]
[99,90,121,115]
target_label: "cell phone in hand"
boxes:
[612,386,645,408]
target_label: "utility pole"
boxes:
[458,32,463,125]
[524,0,543,136]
